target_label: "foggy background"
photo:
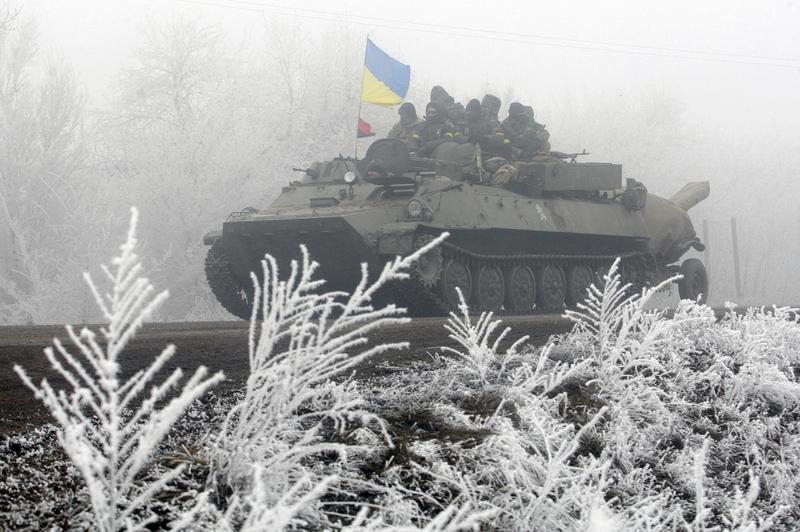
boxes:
[1,0,798,324]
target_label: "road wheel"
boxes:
[474,264,505,311]
[678,258,708,304]
[536,264,566,313]
[504,265,536,314]
[441,258,472,310]
[566,264,594,307]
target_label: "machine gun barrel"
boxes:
[550,149,589,162]
[292,166,320,179]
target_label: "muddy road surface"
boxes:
[0,315,572,433]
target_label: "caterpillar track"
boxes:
[207,233,655,319]
[205,240,253,320]
[394,237,652,317]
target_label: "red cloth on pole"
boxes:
[357,117,375,138]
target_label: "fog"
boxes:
[1,0,799,323]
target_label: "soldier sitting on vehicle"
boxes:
[407,101,457,158]
[430,85,451,104]
[501,102,551,159]
[459,99,482,142]
[387,102,423,142]
[444,95,467,134]
[464,94,510,158]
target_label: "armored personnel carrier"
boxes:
[204,139,709,318]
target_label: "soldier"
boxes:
[501,102,551,159]
[464,98,482,124]
[462,99,485,141]
[481,93,502,121]
[387,102,423,142]
[430,85,451,104]
[407,101,456,157]
[467,94,510,157]
[445,96,469,142]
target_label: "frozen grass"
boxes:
[13,208,224,531]
[7,212,800,530]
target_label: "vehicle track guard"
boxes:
[378,222,420,255]
[203,230,222,246]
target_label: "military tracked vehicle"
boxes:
[204,139,709,318]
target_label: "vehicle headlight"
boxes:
[344,171,356,184]
[407,199,423,219]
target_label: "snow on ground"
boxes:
[5,214,800,530]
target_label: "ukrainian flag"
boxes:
[361,39,410,107]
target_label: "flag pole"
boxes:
[355,33,369,159]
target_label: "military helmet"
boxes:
[480,94,502,119]
[430,85,451,104]
[399,102,417,119]
[465,99,481,122]
[425,101,447,122]
[508,102,526,115]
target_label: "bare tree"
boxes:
[96,15,368,320]
[0,4,87,324]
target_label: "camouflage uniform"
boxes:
[387,102,422,143]
[466,94,510,158]
[429,89,468,140]
[408,101,457,157]
[502,102,550,159]
[447,102,467,137]
[387,117,423,142]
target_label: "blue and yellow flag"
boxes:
[361,39,410,107]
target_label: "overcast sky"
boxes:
[23,0,800,130]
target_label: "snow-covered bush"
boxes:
[555,260,797,528]
[210,233,494,528]
[359,261,800,531]
[9,210,800,530]
[14,208,224,531]
[358,291,616,531]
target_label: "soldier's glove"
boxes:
[491,164,518,187]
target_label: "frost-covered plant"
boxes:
[212,234,449,521]
[441,288,529,383]
[554,260,800,527]
[359,257,800,530]
[192,468,339,532]
[344,502,496,531]
[11,212,800,530]
[564,258,697,366]
[358,293,617,530]
[561,261,698,468]
[14,207,224,531]
[690,439,787,532]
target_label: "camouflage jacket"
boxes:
[408,119,458,157]
[501,118,550,158]
[387,118,423,142]
[466,119,511,157]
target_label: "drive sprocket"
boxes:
[205,240,254,320]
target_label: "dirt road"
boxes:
[0,315,572,432]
